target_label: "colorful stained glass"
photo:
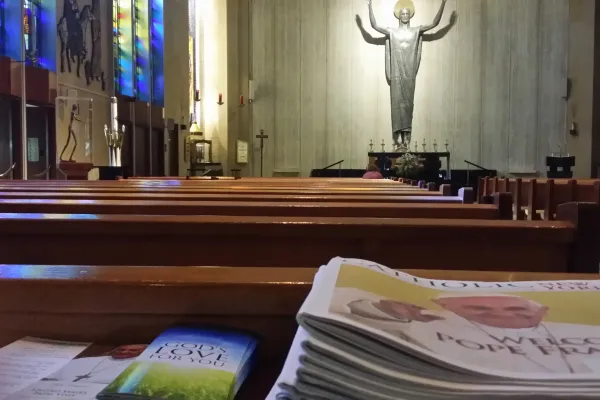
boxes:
[134,0,150,102]
[114,0,135,98]
[150,0,164,106]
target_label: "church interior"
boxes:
[0,0,599,398]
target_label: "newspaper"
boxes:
[268,257,600,400]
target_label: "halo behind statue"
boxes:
[394,0,415,19]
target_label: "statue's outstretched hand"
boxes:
[449,10,458,25]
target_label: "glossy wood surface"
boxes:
[0,199,501,219]
[0,185,442,196]
[0,265,596,399]
[0,191,466,204]
[0,213,575,271]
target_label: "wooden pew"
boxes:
[125,176,405,187]
[0,194,511,219]
[0,202,597,272]
[0,190,474,204]
[0,265,598,399]
[0,177,428,191]
[480,177,600,220]
[0,184,442,197]
[0,179,474,203]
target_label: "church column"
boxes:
[568,0,598,178]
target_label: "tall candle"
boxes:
[240,95,244,105]
[218,93,223,103]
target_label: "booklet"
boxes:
[268,257,600,399]
[96,326,258,400]
[6,344,147,400]
[0,337,89,400]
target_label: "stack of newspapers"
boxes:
[267,257,600,399]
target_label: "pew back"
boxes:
[0,212,581,272]
[0,266,597,399]
[0,198,505,219]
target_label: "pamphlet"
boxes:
[6,344,147,400]
[0,337,89,399]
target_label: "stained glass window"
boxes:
[0,0,5,55]
[24,0,41,67]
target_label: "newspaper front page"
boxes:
[300,258,600,382]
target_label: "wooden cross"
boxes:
[256,130,269,177]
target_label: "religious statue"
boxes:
[360,0,448,150]
[60,104,82,162]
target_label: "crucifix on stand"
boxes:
[256,129,269,177]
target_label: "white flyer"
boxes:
[0,337,89,399]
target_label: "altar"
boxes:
[368,151,451,181]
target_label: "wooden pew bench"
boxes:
[0,190,474,204]
[0,184,440,197]
[0,203,596,272]
[0,194,510,219]
[0,265,597,399]
[0,177,443,194]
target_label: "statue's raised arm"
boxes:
[420,0,447,33]
[367,0,389,36]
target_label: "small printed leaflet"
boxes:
[0,337,89,399]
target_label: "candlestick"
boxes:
[414,141,418,153]
[445,139,449,152]
[369,139,373,152]
[239,95,245,107]
[422,138,427,152]
[104,125,113,167]
[433,139,438,153]
[218,93,223,105]
[195,90,200,102]
[381,140,385,152]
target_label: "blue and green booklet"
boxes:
[96,326,258,400]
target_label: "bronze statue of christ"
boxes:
[360,0,447,150]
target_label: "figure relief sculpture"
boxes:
[359,0,447,150]
[58,0,105,90]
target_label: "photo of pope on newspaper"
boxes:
[328,265,600,376]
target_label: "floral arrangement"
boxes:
[395,153,424,178]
